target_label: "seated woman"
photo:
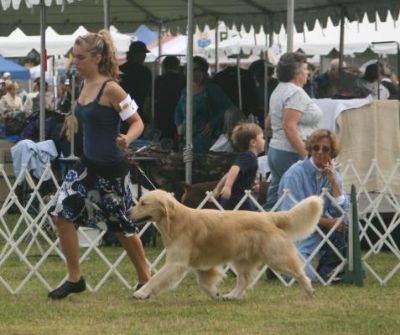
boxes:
[277,129,350,283]
[175,56,233,153]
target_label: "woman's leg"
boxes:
[48,216,86,299]
[54,216,81,282]
[115,232,151,284]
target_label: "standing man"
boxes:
[120,41,152,125]
[313,59,347,99]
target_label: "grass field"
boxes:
[1,241,399,335]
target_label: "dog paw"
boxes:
[222,293,238,301]
[210,291,220,300]
[133,290,150,300]
[307,288,315,298]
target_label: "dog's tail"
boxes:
[275,196,323,241]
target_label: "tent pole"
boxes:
[185,0,194,185]
[103,0,110,30]
[69,73,78,159]
[236,55,242,111]
[215,19,219,73]
[39,0,46,142]
[263,61,269,121]
[338,7,345,75]
[158,22,163,75]
[286,0,294,52]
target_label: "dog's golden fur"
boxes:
[131,190,323,300]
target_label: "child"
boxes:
[213,123,265,210]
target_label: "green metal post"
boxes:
[344,184,364,286]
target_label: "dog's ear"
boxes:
[158,194,176,240]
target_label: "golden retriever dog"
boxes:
[131,190,323,300]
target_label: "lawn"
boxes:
[1,242,399,335]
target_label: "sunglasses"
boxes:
[312,145,331,153]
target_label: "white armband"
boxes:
[119,95,138,121]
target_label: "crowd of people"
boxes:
[1,31,399,300]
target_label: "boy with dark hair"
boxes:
[213,123,265,210]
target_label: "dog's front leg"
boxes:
[133,262,187,299]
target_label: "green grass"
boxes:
[1,213,400,335]
[1,247,399,335]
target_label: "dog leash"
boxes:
[124,146,158,190]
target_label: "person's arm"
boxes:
[220,165,240,199]
[282,108,308,158]
[264,114,271,130]
[106,81,144,149]
[23,95,32,113]
[174,91,185,137]
[212,173,227,197]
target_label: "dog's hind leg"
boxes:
[133,262,187,299]
[196,266,225,299]
[267,249,314,297]
[223,261,258,300]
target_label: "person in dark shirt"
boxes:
[213,123,265,210]
[119,41,152,124]
[313,59,346,98]
[48,30,151,300]
[248,59,278,126]
[154,56,185,142]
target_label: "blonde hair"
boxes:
[74,30,119,80]
[231,122,263,152]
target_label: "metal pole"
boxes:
[67,73,78,159]
[338,8,345,76]
[185,0,194,184]
[151,23,163,124]
[398,43,400,100]
[286,0,294,52]
[236,55,243,111]
[103,0,110,30]
[215,19,219,73]
[158,22,163,75]
[263,61,269,120]
[39,0,46,142]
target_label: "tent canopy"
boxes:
[0,25,131,58]
[129,24,159,45]
[0,56,31,80]
[1,0,399,35]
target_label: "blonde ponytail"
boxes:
[74,30,120,80]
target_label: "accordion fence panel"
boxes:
[0,160,399,294]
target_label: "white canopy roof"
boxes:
[1,0,399,35]
[146,35,188,62]
[0,25,132,57]
[291,15,400,56]
[199,13,400,60]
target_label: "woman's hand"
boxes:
[220,185,232,199]
[116,134,130,149]
[323,160,337,183]
[320,217,348,232]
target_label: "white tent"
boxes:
[0,25,132,58]
[146,35,188,62]
[202,26,267,58]
[290,14,400,56]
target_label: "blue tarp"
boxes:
[128,24,159,45]
[0,56,30,80]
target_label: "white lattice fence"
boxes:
[1,159,399,294]
[340,159,400,285]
